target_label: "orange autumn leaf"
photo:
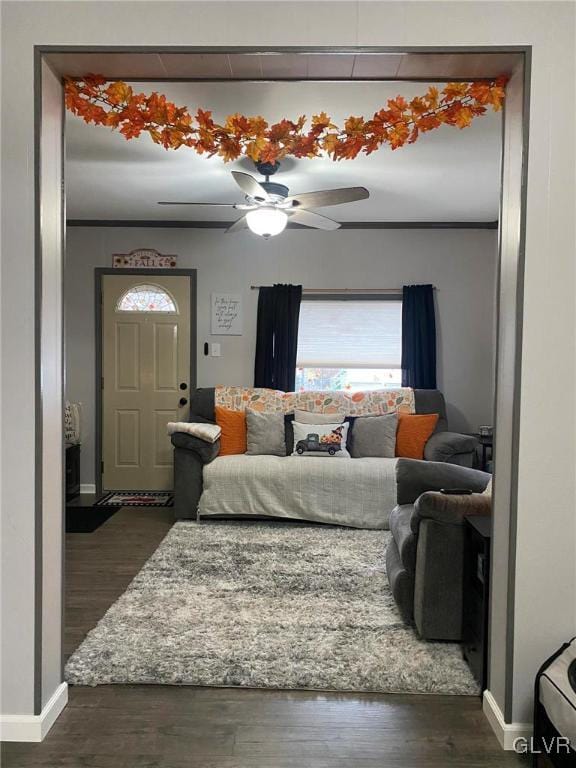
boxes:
[217,136,242,162]
[105,81,133,105]
[388,122,410,150]
[312,111,336,130]
[105,112,121,127]
[245,136,269,161]
[442,82,469,102]
[426,86,440,110]
[454,106,474,129]
[268,118,299,142]
[416,113,442,132]
[196,108,215,129]
[468,81,493,104]
[120,122,144,140]
[322,133,340,155]
[248,116,268,135]
[409,96,429,116]
[344,115,365,134]
[258,143,281,164]
[386,95,409,116]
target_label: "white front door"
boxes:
[101,274,192,490]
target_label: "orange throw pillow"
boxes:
[395,412,439,459]
[215,406,247,456]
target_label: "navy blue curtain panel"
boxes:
[254,287,275,388]
[401,284,437,389]
[254,284,302,391]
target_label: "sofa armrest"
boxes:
[396,458,491,505]
[424,431,479,463]
[413,490,491,529]
[170,432,220,464]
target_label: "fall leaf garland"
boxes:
[65,74,507,163]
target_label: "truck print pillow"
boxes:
[292,421,350,458]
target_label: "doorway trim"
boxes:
[27,43,532,741]
[94,268,197,498]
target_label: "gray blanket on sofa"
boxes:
[198,455,398,530]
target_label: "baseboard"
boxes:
[0,682,68,742]
[80,483,96,494]
[483,689,532,750]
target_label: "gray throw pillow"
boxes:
[246,410,286,456]
[350,413,398,458]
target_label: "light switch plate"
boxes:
[211,343,221,357]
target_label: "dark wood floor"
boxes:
[3,508,527,767]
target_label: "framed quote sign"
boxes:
[113,248,178,268]
[211,293,243,335]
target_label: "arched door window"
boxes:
[116,284,178,313]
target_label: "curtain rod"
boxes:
[249,286,436,293]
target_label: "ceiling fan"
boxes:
[157,161,369,238]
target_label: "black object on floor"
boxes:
[66,494,118,533]
[95,491,174,508]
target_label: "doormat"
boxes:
[94,491,174,508]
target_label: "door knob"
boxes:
[179,382,188,390]
[179,398,188,407]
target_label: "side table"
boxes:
[468,433,493,471]
[462,514,492,692]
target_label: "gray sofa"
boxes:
[386,458,491,641]
[171,387,479,521]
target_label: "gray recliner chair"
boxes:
[386,458,491,641]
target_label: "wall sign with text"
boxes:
[113,249,178,268]
[211,293,243,336]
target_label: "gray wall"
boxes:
[65,226,498,486]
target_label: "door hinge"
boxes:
[101,461,104,474]
[101,376,104,390]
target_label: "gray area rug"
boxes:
[65,521,479,695]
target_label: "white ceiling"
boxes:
[65,80,502,223]
[49,50,520,82]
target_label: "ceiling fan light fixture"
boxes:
[246,207,288,238]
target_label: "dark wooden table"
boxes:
[462,514,492,692]
[469,433,493,471]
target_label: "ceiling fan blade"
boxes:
[231,171,270,202]
[286,186,369,210]
[289,209,341,231]
[157,201,238,206]
[225,215,249,234]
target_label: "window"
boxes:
[116,284,177,313]
[296,297,402,391]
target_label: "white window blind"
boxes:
[296,299,402,369]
